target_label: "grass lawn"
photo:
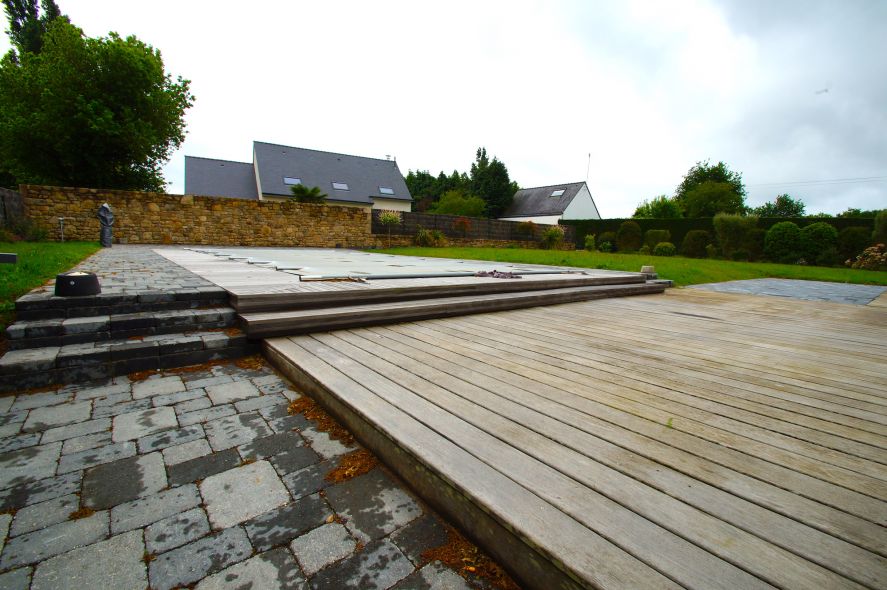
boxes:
[0,241,101,333]
[374,246,887,288]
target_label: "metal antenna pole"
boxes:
[586,153,591,183]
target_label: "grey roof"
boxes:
[253,141,412,204]
[502,182,587,217]
[184,156,258,200]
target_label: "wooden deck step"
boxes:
[241,282,666,337]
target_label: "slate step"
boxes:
[6,307,238,350]
[0,329,258,393]
[14,287,229,321]
[241,281,668,338]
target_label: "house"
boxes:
[499,181,601,224]
[184,141,412,211]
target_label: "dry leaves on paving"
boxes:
[422,524,521,590]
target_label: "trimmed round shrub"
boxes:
[584,233,596,251]
[597,231,617,251]
[599,241,613,253]
[838,226,872,262]
[653,242,676,256]
[713,213,757,259]
[800,222,838,265]
[643,229,671,250]
[764,221,802,263]
[638,245,651,255]
[616,221,643,252]
[743,228,767,261]
[681,230,710,258]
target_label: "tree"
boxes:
[469,147,518,218]
[2,0,63,61]
[427,190,486,217]
[838,207,880,218]
[753,194,805,217]
[633,194,683,218]
[0,19,194,191]
[288,184,327,204]
[674,160,746,217]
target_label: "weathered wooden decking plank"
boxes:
[265,289,887,590]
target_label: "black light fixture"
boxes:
[54,271,101,297]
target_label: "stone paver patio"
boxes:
[0,358,483,589]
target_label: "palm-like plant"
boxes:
[289,185,327,204]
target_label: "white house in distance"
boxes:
[499,181,601,224]
[184,141,413,211]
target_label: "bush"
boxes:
[289,185,327,203]
[429,190,486,217]
[743,228,767,261]
[415,228,447,247]
[713,213,757,259]
[764,221,802,263]
[517,221,537,238]
[731,249,750,261]
[705,243,719,258]
[681,230,710,258]
[838,226,872,263]
[816,247,842,267]
[799,221,838,265]
[7,217,48,241]
[583,234,596,251]
[599,241,613,253]
[847,243,887,271]
[597,231,617,251]
[541,226,565,250]
[653,242,676,256]
[616,221,643,252]
[643,229,671,250]
[873,210,887,244]
[638,245,651,255]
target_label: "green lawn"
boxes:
[0,241,101,332]
[373,247,887,287]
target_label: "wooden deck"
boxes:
[265,289,887,590]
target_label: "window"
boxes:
[550,189,565,197]
[332,182,350,191]
[283,177,301,185]
[379,187,394,195]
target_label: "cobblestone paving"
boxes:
[688,278,887,305]
[0,359,481,589]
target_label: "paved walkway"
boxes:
[688,278,887,305]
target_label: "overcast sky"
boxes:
[3,0,885,217]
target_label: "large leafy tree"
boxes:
[674,160,747,217]
[427,189,486,217]
[0,18,194,191]
[470,147,518,218]
[753,194,806,217]
[2,0,62,61]
[633,194,683,218]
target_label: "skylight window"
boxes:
[332,182,350,191]
[283,177,301,185]
[379,187,395,195]
[550,189,565,197]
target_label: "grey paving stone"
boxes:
[0,420,23,440]
[0,442,61,489]
[92,398,152,419]
[22,401,92,433]
[0,513,9,554]
[391,560,473,590]
[281,459,338,500]
[0,348,59,377]
[205,380,261,406]
[167,448,240,486]
[174,396,212,415]
[195,546,305,590]
[111,406,177,442]
[31,529,146,590]
[62,431,113,455]
[57,441,136,474]
[0,411,26,427]
[178,404,236,426]
[148,526,252,590]
[0,432,40,454]
[41,417,111,444]
[145,506,210,554]
[0,472,81,512]
[137,423,204,453]
[204,412,272,452]
[9,493,79,537]
[310,538,414,590]
[390,513,450,566]
[132,375,185,400]
[110,483,201,534]
[0,396,14,414]
[290,522,356,577]
[200,460,290,529]
[325,469,422,544]
[62,315,110,335]
[268,413,310,434]
[82,452,167,510]
[243,493,331,552]
[234,393,287,413]
[73,382,130,401]
[151,387,205,407]
[689,278,887,305]
[185,375,233,390]
[0,567,32,590]
[0,511,108,569]
[301,426,355,459]
[238,430,304,461]
[270,445,322,476]
[162,438,212,466]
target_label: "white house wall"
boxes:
[562,185,601,219]
[499,215,563,225]
[372,198,412,212]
